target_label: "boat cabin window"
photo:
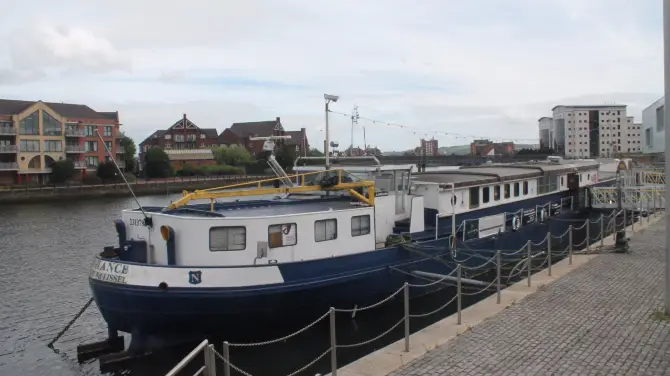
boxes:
[351,215,371,236]
[482,186,490,204]
[494,185,500,201]
[513,182,520,197]
[561,176,564,186]
[268,223,297,248]
[469,187,479,208]
[315,219,338,242]
[523,181,529,195]
[210,226,246,251]
[549,174,559,192]
[375,172,394,192]
[504,183,510,199]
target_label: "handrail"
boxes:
[294,155,381,167]
[165,339,209,376]
[165,202,663,376]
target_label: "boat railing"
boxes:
[165,205,662,376]
[294,155,381,167]
[166,168,376,210]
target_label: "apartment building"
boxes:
[642,96,665,155]
[551,105,633,158]
[139,114,219,169]
[420,138,439,156]
[0,99,120,185]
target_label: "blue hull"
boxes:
[89,189,598,347]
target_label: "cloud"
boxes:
[0,24,130,83]
[0,0,663,151]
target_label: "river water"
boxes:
[0,194,596,376]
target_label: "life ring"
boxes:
[512,215,520,231]
[540,208,548,223]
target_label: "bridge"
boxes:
[590,169,666,210]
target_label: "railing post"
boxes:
[403,282,410,352]
[600,214,605,248]
[435,213,439,240]
[647,198,651,223]
[457,265,462,325]
[547,232,552,276]
[624,208,628,234]
[223,341,231,376]
[330,307,337,376]
[571,195,574,211]
[204,344,216,376]
[568,225,573,265]
[496,250,501,304]
[586,219,590,252]
[631,206,635,232]
[526,241,532,287]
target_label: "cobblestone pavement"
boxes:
[390,219,670,376]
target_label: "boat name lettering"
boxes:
[129,218,145,227]
[90,260,129,284]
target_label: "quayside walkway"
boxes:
[388,219,670,376]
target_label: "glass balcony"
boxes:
[0,126,16,135]
[0,162,18,170]
[0,145,17,153]
[65,145,86,153]
[65,129,86,137]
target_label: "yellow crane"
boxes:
[167,169,376,211]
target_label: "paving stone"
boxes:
[389,219,670,376]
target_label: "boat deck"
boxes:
[134,197,365,218]
[412,159,599,188]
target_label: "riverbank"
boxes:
[0,175,269,205]
[335,213,667,376]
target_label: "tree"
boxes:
[213,146,255,167]
[275,145,295,171]
[119,134,137,173]
[97,161,118,183]
[144,148,172,178]
[50,160,75,184]
[307,148,324,157]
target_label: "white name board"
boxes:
[478,213,505,238]
[90,259,129,284]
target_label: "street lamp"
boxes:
[324,94,339,169]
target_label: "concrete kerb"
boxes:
[332,212,665,376]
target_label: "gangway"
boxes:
[249,135,294,188]
[590,169,666,210]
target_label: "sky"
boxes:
[0,0,664,151]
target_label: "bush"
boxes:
[197,165,244,176]
[176,163,198,177]
[122,172,136,183]
[50,160,75,184]
[97,161,117,183]
[83,175,103,185]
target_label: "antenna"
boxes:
[350,104,359,156]
[363,126,367,153]
[95,130,152,226]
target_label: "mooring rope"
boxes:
[47,297,94,350]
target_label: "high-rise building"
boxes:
[0,99,121,185]
[538,117,552,149]
[420,138,438,156]
[552,105,628,158]
[642,97,665,155]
